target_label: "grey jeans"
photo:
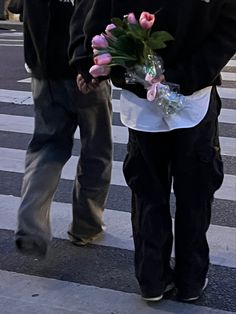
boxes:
[16,78,112,245]
[0,0,5,18]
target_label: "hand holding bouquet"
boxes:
[89,11,185,115]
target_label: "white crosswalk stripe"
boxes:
[0,30,235,312]
[217,87,236,99]
[1,85,236,103]
[221,72,236,81]
[0,44,23,47]
[227,60,236,67]
[1,90,236,123]
[1,113,236,155]
[0,146,236,201]
[0,194,235,268]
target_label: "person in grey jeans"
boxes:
[15,0,112,257]
[0,0,5,19]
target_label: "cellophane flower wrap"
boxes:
[90,11,185,115]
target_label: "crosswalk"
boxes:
[0,29,236,313]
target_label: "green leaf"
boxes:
[110,58,126,67]
[111,17,124,28]
[150,31,174,43]
[109,35,144,64]
[148,31,174,50]
[114,35,136,54]
[111,27,126,38]
[148,40,167,50]
[127,24,149,41]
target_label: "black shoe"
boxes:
[15,235,48,258]
[142,282,175,302]
[177,278,208,302]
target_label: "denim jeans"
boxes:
[16,78,112,246]
[0,0,5,18]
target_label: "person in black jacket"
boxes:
[15,0,112,257]
[70,0,236,303]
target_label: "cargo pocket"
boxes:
[123,130,147,193]
[123,138,139,191]
[197,145,224,197]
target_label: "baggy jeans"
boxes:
[123,86,224,297]
[15,78,112,246]
[0,0,5,18]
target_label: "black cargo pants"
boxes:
[123,86,224,297]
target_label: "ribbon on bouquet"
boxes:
[145,73,166,101]
[146,82,160,101]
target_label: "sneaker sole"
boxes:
[142,282,175,302]
[143,295,163,302]
[180,278,209,302]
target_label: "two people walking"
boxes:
[15,0,236,304]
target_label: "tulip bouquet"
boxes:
[90,11,185,115]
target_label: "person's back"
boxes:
[15,0,113,256]
[23,0,76,79]
[69,0,236,304]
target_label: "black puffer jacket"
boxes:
[23,0,76,79]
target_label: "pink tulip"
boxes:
[89,65,111,77]
[127,12,137,24]
[105,23,116,36]
[94,53,112,65]
[139,12,155,30]
[91,35,108,48]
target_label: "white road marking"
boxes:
[0,44,23,47]
[0,194,236,268]
[0,147,235,201]
[226,60,236,67]
[221,72,236,81]
[1,113,236,156]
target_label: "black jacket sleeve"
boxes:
[165,0,236,95]
[69,0,112,82]
[69,0,95,82]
